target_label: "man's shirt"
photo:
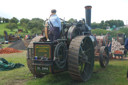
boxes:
[49,14,61,31]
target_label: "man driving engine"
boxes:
[48,9,61,41]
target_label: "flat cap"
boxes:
[51,9,56,13]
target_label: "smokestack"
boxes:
[85,6,92,27]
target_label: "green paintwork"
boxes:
[34,44,51,73]
[34,44,51,59]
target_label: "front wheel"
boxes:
[68,36,94,81]
[99,46,109,68]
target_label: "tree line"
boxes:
[91,20,124,29]
[0,17,45,34]
[0,17,9,23]
[0,17,125,35]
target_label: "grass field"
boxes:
[0,50,128,85]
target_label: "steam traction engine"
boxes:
[27,6,109,81]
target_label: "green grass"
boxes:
[0,23,16,36]
[0,51,32,85]
[0,51,128,85]
[1,43,11,48]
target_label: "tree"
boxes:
[100,20,105,29]
[0,17,1,24]
[0,17,5,23]
[20,18,29,26]
[91,22,100,29]
[6,23,18,31]
[99,20,109,29]
[20,18,30,33]
[27,18,44,34]
[119,27,128,37]
[2,18,5,23]
[67,18,77,24]
[4,18,9,23]
[10,17,19,24]
[91,20,124,29]
[0,17,9,23]
[105,20,124,28]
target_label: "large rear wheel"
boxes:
[68,36,94,81]
[27,36,44,77]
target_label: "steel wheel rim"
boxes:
[78,37,94,81]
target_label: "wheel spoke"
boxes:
[79,54,89,63]
[83,70,87,76]
[80,46,84,51]
[81,63,84,72]
[85,61,91,64]
[84,48,91,54]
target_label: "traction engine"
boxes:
[27,6,109,81]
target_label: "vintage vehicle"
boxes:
[27,6,109,81]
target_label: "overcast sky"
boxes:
[0,0,128,24]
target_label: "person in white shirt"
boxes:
[48,9,61,41]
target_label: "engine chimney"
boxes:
[85,6,92,27]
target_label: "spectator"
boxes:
[125,38,128,50]
[106,33,112,52]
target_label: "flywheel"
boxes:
[68,36,94,81]
[54,42,67,69]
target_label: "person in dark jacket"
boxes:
[124,38,128,57]
[125,38,128,50]
[106,33,112,52]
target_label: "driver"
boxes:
[48,9,61,41]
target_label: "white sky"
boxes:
[0,0,128,24]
